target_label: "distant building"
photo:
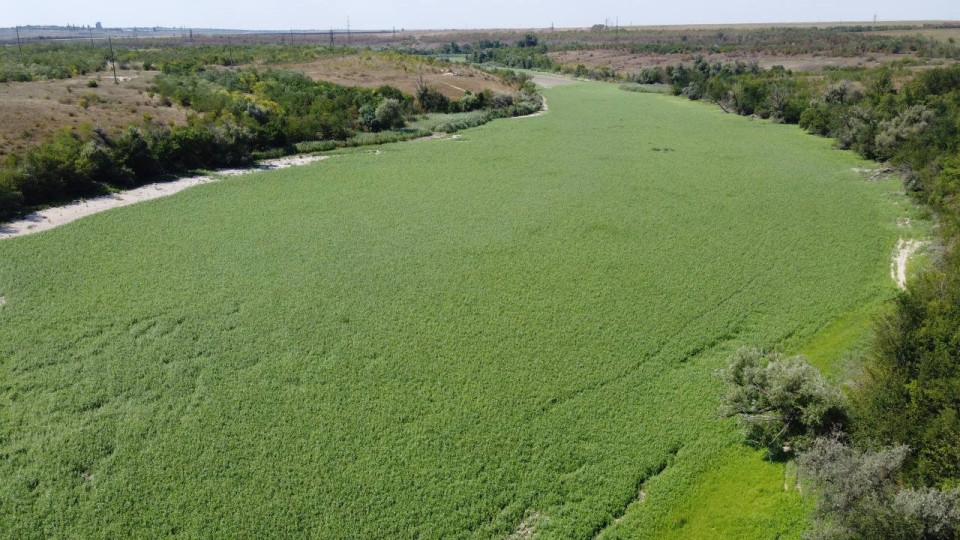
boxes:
[95,22,102,29]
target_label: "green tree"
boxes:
[719,348,847,455]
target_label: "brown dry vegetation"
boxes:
[548,49,945,74]
[869,27,960,43]
[0,69,188,162]
[285,53,514,98]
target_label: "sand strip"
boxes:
[0,155,329,240]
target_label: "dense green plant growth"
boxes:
[0,81,900,538]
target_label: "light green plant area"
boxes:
[619,83,673,94]
[0,81,903,538]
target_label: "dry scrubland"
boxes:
[286,53,514,98]
[0,70,188,161]
[549,49,924,74]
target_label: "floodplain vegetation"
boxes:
[1,22,960,539]
[0,74,909,538]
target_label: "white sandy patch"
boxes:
[0,296,5,306]
[891,238,924,290]
[507,512,545,540]
[0,155,330,240]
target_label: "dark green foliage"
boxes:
[719,349,847,455]
[415,78,451,113]
[467,43,557,71]
[853,248,960,488]
[0,171,24,221]
[18,128,104,204]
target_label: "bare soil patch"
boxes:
[0,69,188,162]
[286,53,514,99]
[892,238,925,290]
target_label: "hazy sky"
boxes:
[3,0,958,30]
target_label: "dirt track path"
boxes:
[891,238,924,290]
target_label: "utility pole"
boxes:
[347,16,350,43]
[329,28,334,46]
[109,37,118,84]
[15,26,23,58]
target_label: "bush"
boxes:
[719,348,847,455]
[0,172,24,220]
[18,129,100,204]
[800,437,960,540]
[374,99,405,130]
[416,83,450,113]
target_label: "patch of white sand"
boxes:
[0,155,330,240]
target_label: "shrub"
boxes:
[374,99,405,130]
[0,171,24,220]
[719,348,847,455]
[800,437,960,540]
[416,83,450,113]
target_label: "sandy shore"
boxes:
[0,155,329,240]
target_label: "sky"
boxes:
[3,0,958,30]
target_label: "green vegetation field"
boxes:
[0,80,904,538]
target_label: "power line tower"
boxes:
[108,37,118,84]
[15,26,23,59]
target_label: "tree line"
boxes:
[710,62,960,538]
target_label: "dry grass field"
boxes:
[869,27,960,43]
[0,70,188,161]
[286,53,515,98]
[549,49,940,74]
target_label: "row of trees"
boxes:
[711,62,960,537]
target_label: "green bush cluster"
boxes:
[0,118,254,217]
[467,42,558,71]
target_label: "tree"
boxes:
[374,99,404,130]
[719,348,847,455]
[415,74,449,113]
